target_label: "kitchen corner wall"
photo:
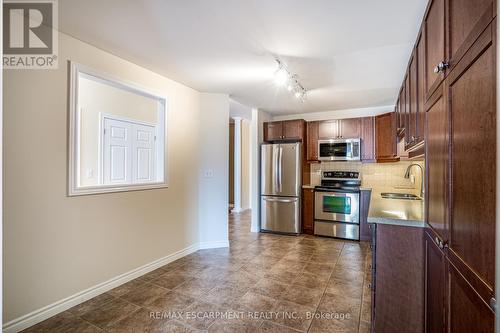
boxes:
[310,160,425,195]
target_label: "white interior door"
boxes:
[103,118,132,184]
[103,117,156,185]
[132,123,155,183]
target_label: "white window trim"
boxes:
[68,61,168,196]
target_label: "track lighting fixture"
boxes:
[274,58,307,102]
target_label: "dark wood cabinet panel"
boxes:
[447,0,494,70]
[404,74,411,146]
[409,55,418,146]
[302,188,314,234]
[339,118,361,138]
[306,121,319,162]
[447,258,495,333]
[375,112,398,162]
[449,22,496,289]
[361,117,375,161]
[283,119,304,140]
[424,231,446,333]
[318,120,338,139]
[424,0,446,99]
[374,224,424,333]
[399,86,406,136]
[425,84,449,240]
[417,32,426,141]
[263,121,283,141]
[264,120,305,142]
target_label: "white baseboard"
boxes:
[198,240,230,249]
[3,240,227,333]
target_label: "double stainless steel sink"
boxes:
[381,192,422,200]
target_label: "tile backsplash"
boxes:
[310,160,425,195]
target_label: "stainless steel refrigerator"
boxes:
[260,142,301,234]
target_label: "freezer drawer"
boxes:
[260,196,300,234]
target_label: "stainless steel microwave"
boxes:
[318,138,361,161]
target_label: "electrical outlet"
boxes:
[86,168,94,179]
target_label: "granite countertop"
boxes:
[302,184,315,189]
[366,189,426,228]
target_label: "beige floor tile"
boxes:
[120,282,170,307]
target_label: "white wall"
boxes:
[198,93,230,248]
[241,119,251,210]
[250,108,272,232]
[3,32,228,329]
[272,105,394,121]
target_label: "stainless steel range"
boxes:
[314,171,361,240]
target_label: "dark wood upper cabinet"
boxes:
[424,0,446,99]
[318,120,338,139]
[360,117,375,162]
[306,121,319,162]
[447,0,495,72]
[424,230,446,333]
[448,22,496,292]
[263,121,283,141]
[417,32,426,140]
[338,118,361,138]
[399,86,406,136]
[409,54,418,146]
[263,120,305,142]
[404,74,411,146]
[425,84,448,241]
[375,112,398,162]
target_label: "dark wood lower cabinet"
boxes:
[424,230,446,333]
[447,258,495,333]
[301,188,314,235]
[372,224,424,333]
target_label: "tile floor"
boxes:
[22,211,372,332]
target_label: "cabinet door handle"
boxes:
[433,61,449,74]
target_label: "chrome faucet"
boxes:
[404,163,424,198]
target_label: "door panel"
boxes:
[449,23,495,289]
[283,119,304,140]
[260,144,279,195]
[405,74,411,146]
[361,117,375,161]
[264,121,283,141]
[261,196,300,233]
[447,259,494,333]
[318,120,338,139]
[339,118,361,138]
[103,118,132,185]
[133,123,155,183]
[306,121,319,161]
[375,112,397,160]
[424,231,446,333]
[425,85,448,240]
[417,32,426,139]
[448,0,494,68]
[424,0,446,98]
[409,55,418,145]
[278,143,301,197]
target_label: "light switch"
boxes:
[203,169,214,178]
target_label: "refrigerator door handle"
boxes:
[278,145,283,193]
[273,146,279,192]
[262,197,298,203]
